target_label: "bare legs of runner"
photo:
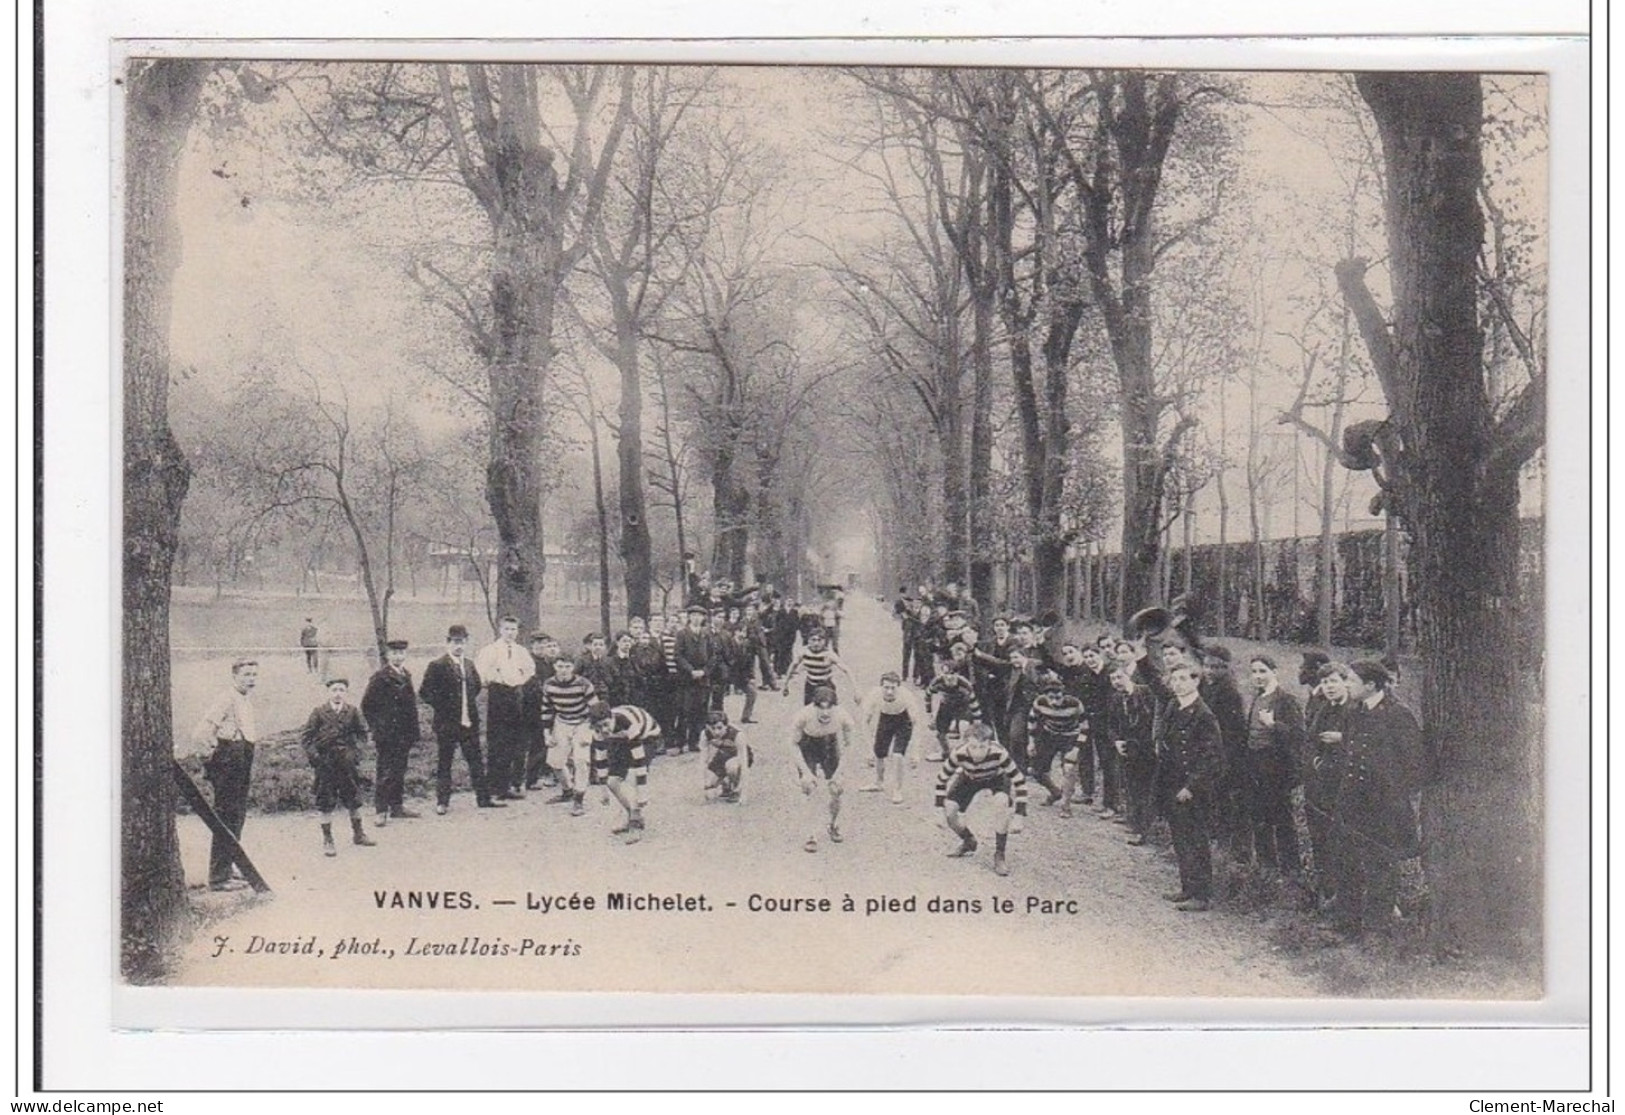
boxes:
[944,791,1012,876]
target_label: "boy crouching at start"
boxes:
[701,709,753,803]
[935,721,1026,876]
[588,701,656,843]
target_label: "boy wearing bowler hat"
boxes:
[418,624,499,813]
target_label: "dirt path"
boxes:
[172,596,1316,997]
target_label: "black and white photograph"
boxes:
[110,50,1565,1010]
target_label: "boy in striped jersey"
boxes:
[1027,672,1086,811]
[588,700,657,843]
[780,629,856,706]
[936,722,1026,876]
[923,641,982,762]
[542,657,598,816]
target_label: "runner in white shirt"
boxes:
[857,671,928,803]
[786,687,858,853]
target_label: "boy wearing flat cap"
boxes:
[363,638,421,826]
[301,677,377,857]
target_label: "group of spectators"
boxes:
[892,582,1425,935]
[193,586,851,883]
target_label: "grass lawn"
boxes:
[170,588,607,756]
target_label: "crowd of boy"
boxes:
[888,581,1424,935]
[195,579,1422,939]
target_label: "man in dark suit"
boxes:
[1243,654,1307,875]
[1200,645,1252,859]
[1321,659,1425,938]
[362,638,421,827]
[1154,662,1224,911]
[418,624,501,813]
[674,605,718,752]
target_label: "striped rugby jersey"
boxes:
[600,705,661,740]
[541,676,597,725]
[661,630,679,673]
[796,648,840,690]
[590,704,653,789]
[1027,693,1086,741]
[934,739,1028,815]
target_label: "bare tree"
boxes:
[1338,73,1545,964]
[572,67,728,618]
[645,345,694,593]
[417,444,501,633]
[827,73,980,593]
[294,64,634,632]
[1058,71,1230,619]
[647,169,805,586]
[217,371,429,658]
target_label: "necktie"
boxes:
[458,659,470,728]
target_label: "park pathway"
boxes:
[172,594,1317,999]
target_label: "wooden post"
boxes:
[170,761,272,894]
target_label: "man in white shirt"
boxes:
[193,659,259,890]
[787,687,858,853]
[475,616,536,800]
[857,672,927,803]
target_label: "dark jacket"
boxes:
[418,654,482,735]
[769,609,800,653]
[1074,666,1113,732]
[604,653,637,707]
[1106,686,1156,767]
[1304,696,1352,814]
[521,656,553,730]
[1324,694,1425,860]
[630,640,667,692]
[1153,694,1223,801]
[361,666,420,744]
[674,628,718,681]
[1200,672,1249,770]
[301,702,369,763]
[1246,686,1306,762]
[578,653,617,699]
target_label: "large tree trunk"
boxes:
[485,235,552,633]
[1216,382,1230,636]
[122,58,209,982]
[588,409,614,636]
[1082,73,1190,623]
[653,360,688,588]
[614,319,653,619]
[710,432,751,586]
[940,376,970,587]
[967,287,995,611]
[1345,72,1541,966]
[1117,380,1161,620]
[481,68,564,636]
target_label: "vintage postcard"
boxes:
[106,42,1581,1027]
